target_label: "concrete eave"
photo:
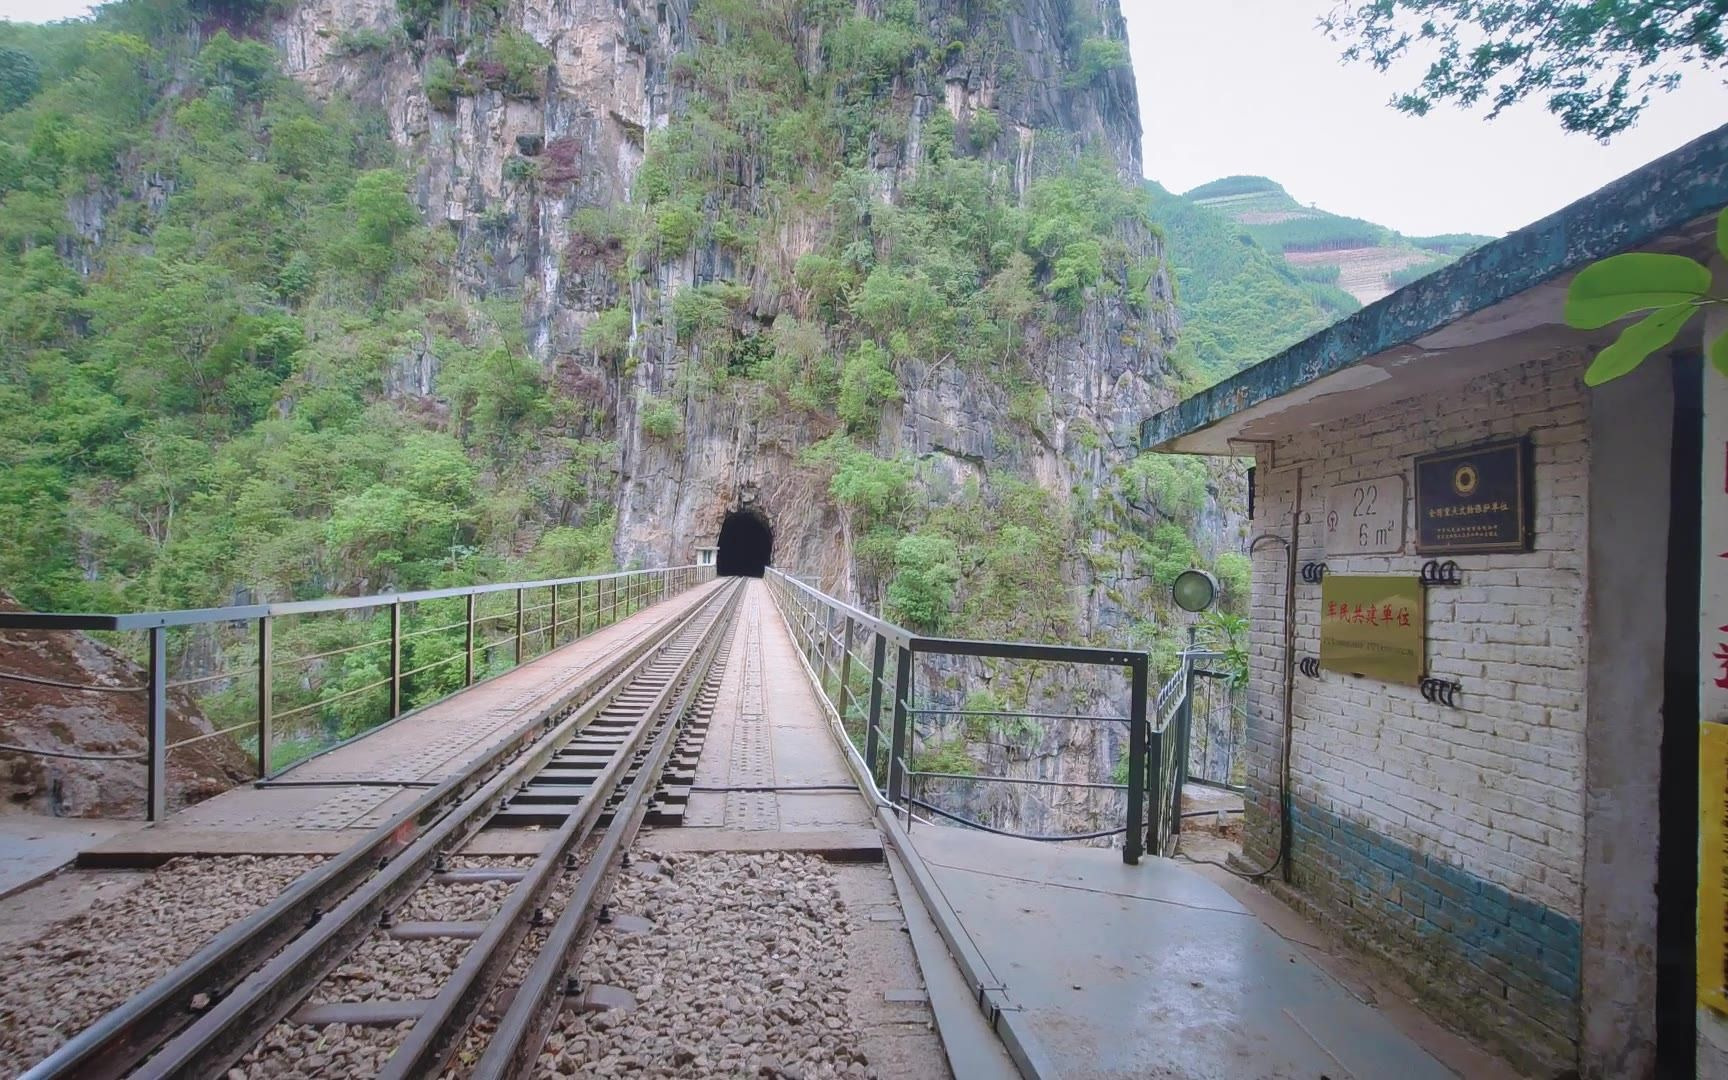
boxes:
[1140,122,1728,456]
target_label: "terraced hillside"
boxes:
[1184,176,1495,305]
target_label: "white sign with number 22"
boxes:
[1324,475,1405,556]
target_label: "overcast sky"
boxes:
[5,0,1725,236]
[1124,1,1728,236]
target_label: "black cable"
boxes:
[908,798,1130,842]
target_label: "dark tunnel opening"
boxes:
[716,509,773,577]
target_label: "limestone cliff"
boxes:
[269,0,1183,831]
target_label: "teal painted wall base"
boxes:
[1272,797,1581,1073]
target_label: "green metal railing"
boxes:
[765,568,1185,865]
[0,565,716,820]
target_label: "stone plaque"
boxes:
[1324,476,1405,555]
[1319,575,1425,685]
[1414,436,1532,554]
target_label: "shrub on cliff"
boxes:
[886,533,959,632]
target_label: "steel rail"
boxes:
[164,666,259,690]
[125,583,739,1080]
[471,576,740,1080]
[397,617,470,641]
[277,634,395,667]
[268,676,394,721]
[381,580,744,1079]
[19,580,725,1080]
[0,670,143,692]
[164,717,260,751]
[396,650,467,681]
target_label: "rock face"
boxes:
[271,0,1180,834]
[0,595,253,818]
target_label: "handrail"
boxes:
[768,569,914,645]
[763,567,1159,864]
[2,564,715,820]
[0,565,706,632]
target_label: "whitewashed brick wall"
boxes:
[1239,350,1593,1068]
[1245,351,1588,916]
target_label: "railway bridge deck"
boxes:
[0,572,1485,1079]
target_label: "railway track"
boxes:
[21,578,744,1080]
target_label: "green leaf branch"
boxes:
[1565,207,1728,386]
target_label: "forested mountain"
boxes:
[0,15,565,614]
[0,0,1189,620]
[1145,181,1358,391]
[2,0,1237,830]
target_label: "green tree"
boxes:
[886,533,959,631]
[194,30,279,100]
[837,341,900,429]
[0,45,41,114]
[1321,0,1728,138]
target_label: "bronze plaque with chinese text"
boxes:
[1414,436,1532,554]
[1319,575,1425,685]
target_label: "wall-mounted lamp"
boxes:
[1171,569,1218,614]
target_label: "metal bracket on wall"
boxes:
[1299,562,1327,584]
[1419,560,1462,587]
[1298,657,1320,679]
[1419,677,1462,707]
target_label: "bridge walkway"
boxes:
[74,579,727,864]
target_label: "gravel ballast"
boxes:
[0,855,324,1075]
[540,849,877,1079]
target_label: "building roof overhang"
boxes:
[1139,123,1728,456]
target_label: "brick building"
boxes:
[1139,124,1728,1078]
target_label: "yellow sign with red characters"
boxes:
[1319,575,1425,685]
[1701,723,1728,1014]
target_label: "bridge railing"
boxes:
[0,564,716,820]
[766,568,1197,865]
[1150,643,1227,858]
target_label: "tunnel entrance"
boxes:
[716,509,773,577]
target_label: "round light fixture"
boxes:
[1171,569,1218,614]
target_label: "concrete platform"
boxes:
[78,582,724,864]
[908,826,1459,1080]
[0,815,144,896]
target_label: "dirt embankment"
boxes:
[0,594,252,818]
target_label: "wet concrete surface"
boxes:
[909,826,1460,1079]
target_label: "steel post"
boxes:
[575,582,584,639]
[550,584,559,649]
[887,645,912,805]
[838,617,855,722]
[820,607,835,692]
[389,602,402,719]
[865,635,887,777]
[1174,644,1198,849]
[147,625,167,822]
[514,588,524,666]
[256,617,272,779]
[464,593,476,686]
[1125,656,1149,865]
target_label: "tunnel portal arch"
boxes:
[716,508,773,577]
